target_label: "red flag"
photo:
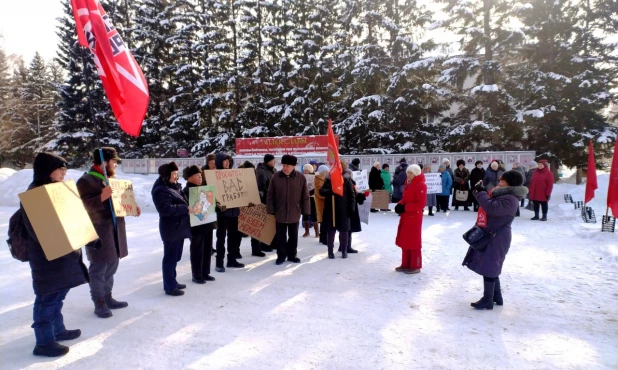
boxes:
[585,140,598,204]
[71,0,149,137]
[608,136,618,217]
[327,119,344,196]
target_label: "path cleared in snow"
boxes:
[1,200,617,369]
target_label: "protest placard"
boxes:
[305,174,315,192]
[352,170,369,191]
[19,180,98,261]
[371,190,390,209]
[204,169,261,208]
[358,193,372,224]
[425,173,443,194]
[238,204,276,245]
[109,179,138,217]
[188,185,217,226]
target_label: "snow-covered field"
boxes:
[0,169,616,369]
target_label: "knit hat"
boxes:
[264,154,275,164]
[352,158,361,166]
[407,164,422,176]
[33,152,67,185]
[158,162,179,180]
[491,161,499,170]
[528,160,538,169]
[182,165,202,180]
[456,159,465,167]
[281,154,297,166]
[317,165,330,174]
[501,170,524,187]
[443,158,450,164]
[93,147,121,165]
[538,159,549,168]
[303,164,315,173]
[309,160,318,166]
[400,158,407,164]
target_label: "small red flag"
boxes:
[607,136,618,217]
[327,119,344,196]
[585,140,598,204]
[71,0,149,137]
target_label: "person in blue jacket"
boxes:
[436,164,453,212]
[151,162,191,296]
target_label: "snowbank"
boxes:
[0,168,16,182]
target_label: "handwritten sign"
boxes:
[204,169,261,208]
[109,179,138,217]
[358,193,372,224]
[238,204,276,245]
[371,190,390,209]
[305,174,315,192]
[189,185,217,226]
[352,170,369,191]
[425,173,442,194]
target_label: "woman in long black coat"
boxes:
[468,161,485,211]
[462,170,528,310]
[452,159,471,210]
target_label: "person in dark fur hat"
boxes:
[202,154,216,171]
[25,152,90,357]
[452,159,471,211]
[152,162,191,296]
[462,170,528,310]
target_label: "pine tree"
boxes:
[0,57,30,166]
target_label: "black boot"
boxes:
[347,247,358,254]
[471,280,495,310]
[328,247,335,259]
[93,298,112,318]
[251,251,266,257]
[33,342,70,357]
[165,289,184,296]
[464,206,470,211]
[342,249,348,259]
[493,277,503,306]
[531,215,540,220]
[226,255,245,268]
[55,329,81,341]
[540,215,547,221]
[105,293,128,309]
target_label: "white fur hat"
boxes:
[373,161,380,167]
[303,163,314,173]
[443,158,450,164]
[407,164,422,176]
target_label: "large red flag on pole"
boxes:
[327,119,344,196]
[585,140,598,204]
[607,136,618,217]
[71,0,149,137]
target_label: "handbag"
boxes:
[462,225,496,252]
[456,189,469,202]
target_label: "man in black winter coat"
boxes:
[349,158,361,171]
[255,154,277,252]
[24,152,89,357]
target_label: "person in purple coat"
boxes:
[462,170,528,310]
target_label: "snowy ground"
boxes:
[0,170,617,369]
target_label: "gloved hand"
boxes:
[394,203,405,215]
[248,202,256,207]
[356,193,367,205]
[547,195,551,201]
[473,181,486,194]
[216,202,227,212]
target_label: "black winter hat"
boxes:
[456,159,466,167]
[281,155,298,166]
[93,147,121,165]
[33,152,67,185]
[264,154,275,164]
[240,161,255,169]
[182,165,202,180]
[158,162,179,180]
[352,158,361,166]
[400,158,407,164]
[500,170,524,187]
[475,160,483,166]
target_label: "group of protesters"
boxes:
[16,148,552,357]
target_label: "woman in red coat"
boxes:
[394,164,427,274]
[528,159,554,221]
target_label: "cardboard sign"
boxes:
[352,170,369,191]
[358,193,372,225]
[425,173,443,194]
[305,174,315,192]
[19,180,98,261]
[109,179,138,217]
[203,169,261,208]
[238,204,276,245]
[371,190,390,209]
[188,185,217,226]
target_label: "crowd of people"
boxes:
[15,149,554,357]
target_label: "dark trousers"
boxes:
[327,229,349,252]
[162,239,184,291]
[215,215,240,267]
[436,195,450,211]
[533,201,549,217]
[89,258,119,299]
[190,227,213,279]
[319,223,327,245]
[250,238,262,254]
[276,222,299,260]
[32,288,70,345]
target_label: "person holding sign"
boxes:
[256,154,277,253]
[394,165,426,274]
[152,162,192,296]
[423,165,437,216]
[23,153,90,357]
[182,165,216,285]
[77,147,140,319]
[267,155,311,265]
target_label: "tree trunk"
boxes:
[576,167,583,185]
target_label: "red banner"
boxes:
[585,140,597,204]
[235,135,338,156]
[608,135,618,217]
[327,120,344,196]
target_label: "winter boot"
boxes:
[342,249,348,259]
[104,293,128,309]
[471,280,495,310]
[328,247,335,259]
[464,206,470,211]
[226,255,245,268]
[455,206,459,211]
[33,342,70,357]
[302,221,310,237]
[55,329,81,341]
[251,251,266,257]
[428,207,434,216]
[540,215,547,221]
[236,252,243,259]
[347,246,358,253]
[493,277,503,306]
[531,215,540,220]
[93,298,113,318]
[176,284,186,289]
[165,289,184,296]
[314,223,320,238]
